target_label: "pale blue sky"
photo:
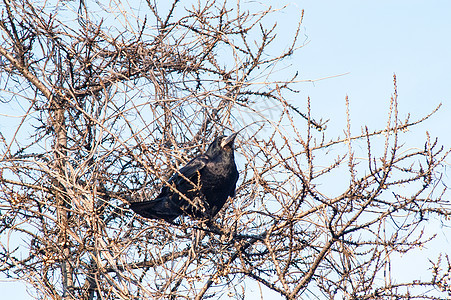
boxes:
[244,1,451,298]
[291,1,450,139]
[2,1,451,298]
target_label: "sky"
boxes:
[243,1,451,298]
[2,0,451,299]
[288,1,450,137]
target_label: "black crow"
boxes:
[129,133,239,222]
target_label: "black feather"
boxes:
[129,133,239,222]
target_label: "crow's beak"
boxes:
[221,132,238,148]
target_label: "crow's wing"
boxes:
[165,154,209,190]
[129,154,209,221]
[129,197,181,222]
[228,170,239,198]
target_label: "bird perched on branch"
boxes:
[129,133,239,222]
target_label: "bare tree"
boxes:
[0,0,449,299]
